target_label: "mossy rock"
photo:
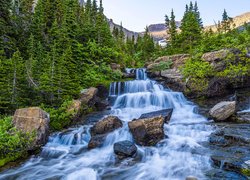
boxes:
[241,168,250,177]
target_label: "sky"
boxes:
[101,0,250,32]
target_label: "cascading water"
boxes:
[0,68,214,180]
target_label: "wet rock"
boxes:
[13,107,50,147]
[209,101,236,121]
[236,111,250,123]
[128,116,164,146]
[139,109,173,123]
[211,156,244,173]
[94,97,109,111]
[185,176,198,180]
[113,140,137,159]
[90,116,123,136]
[88,116,123,149]
[88,134,106,149]
[96,85,109,99]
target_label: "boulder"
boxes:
[110,63,121,71]
[94,98,110,111]
[13,107,50,147]
[88,116,123,149]
[202,49,230,71]
[113,140,137,159]
[80,87,98,106]
[88,134,106,149]
[139,109,173,123]
[90,116,123,136]
[128,116,164,146]
[67,100,82,117]
[96,85,109,99]
[209,101,236,121]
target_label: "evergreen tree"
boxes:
[179,3,202,52]
[221,9,233,33]
[169,9,177,44]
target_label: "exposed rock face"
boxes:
[88,116,123,149]
[147,54,190,71]
[13,107,50,146]
[113,140,137,159]
[209,101,236,121]
[202,49,230,71]
[139,109,173,123]
[128,116,164,146]
[160,69,186,92]
[147,54,189,92]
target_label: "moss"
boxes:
[241,168,250,177]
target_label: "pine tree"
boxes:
[179,3,202,52]
[221,9,233,33]
[169,9,177,44]
[194,1,203,28]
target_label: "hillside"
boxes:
[146,12,250,41]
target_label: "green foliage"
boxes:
[0,117,35,166]
[41,100,75,131]
[151,61,173,72]
[182,56,214,79]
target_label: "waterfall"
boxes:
[0,68,213,180]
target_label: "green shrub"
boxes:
[41,100,75,131]
[181,56,214,79]
[151,61,173,72]
[0,117,35,167]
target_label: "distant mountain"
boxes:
[108,19,141,40]
[107,12,250,43]
[147,12,250,42]
[148,22,181,41]
[205,12,250,32]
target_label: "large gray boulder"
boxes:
[88,116,123,149]
[128,116,164,146]
[13,107,50,147]
[209,101,236,121]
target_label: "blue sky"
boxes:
[102,0,250,32]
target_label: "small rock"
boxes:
[209,101,236,121]
[128,116,164,146]
[113,140,137,159]
[186,176,198,180]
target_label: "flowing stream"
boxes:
[0,69,214,180]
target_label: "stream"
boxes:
[0,69,248,180]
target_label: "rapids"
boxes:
[0,69,214,180]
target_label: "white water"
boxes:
[0,68,213,180]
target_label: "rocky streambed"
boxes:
[0,68,249,180]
